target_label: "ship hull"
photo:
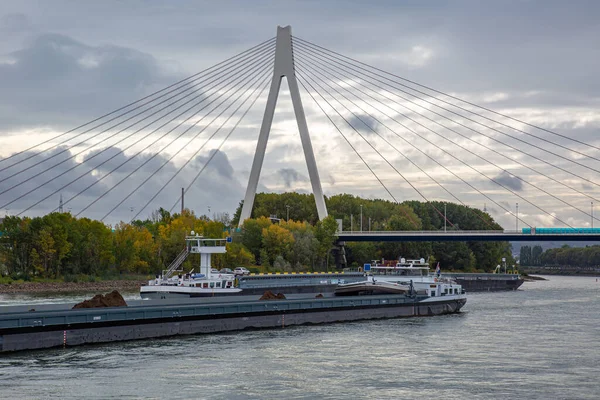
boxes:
[1,295,465,353]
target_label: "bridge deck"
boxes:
[336,231,600,242]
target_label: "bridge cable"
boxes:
[0,37,276,170]
[2,49,275,211]
[167,79,271,214]
[294,52,524,228]
[65,59,270,217]
[292,49,575,227]
[293,41,600,194]
[295,68,570,230]
[294,37,600,156]
[296,74,420,229]
[295,50,595,225]
[130,74,272,221]
[24,53,275,217]
[90,61,273,220]
[294,60,499,229]
[0,43,275,188]
[296,68,456,228]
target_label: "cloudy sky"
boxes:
[0,0,599,229]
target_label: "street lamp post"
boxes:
[360,205,363,232]
[350,214,353,233]
[592,202,594,229]
[369,217,371,231]
[516,202,519,231]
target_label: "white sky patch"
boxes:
[482,92,510,103]
[77,54,100,68]
[388,45,435,68]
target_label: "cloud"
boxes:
[1,0,600,231]
[0,13,31,34]
[493,171,523,191]
[388,45,435,68]
[0,33,182,131]
[278,168,308,188]
[348,114,380,134]
[0,144,245,224]
[194,149,234,179]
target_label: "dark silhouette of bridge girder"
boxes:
[336,231,600,243]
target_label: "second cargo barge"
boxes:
[0,292,466,353]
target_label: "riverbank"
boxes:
[520,267,600,276]
[0,280,146,293]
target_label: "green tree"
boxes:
[37,228,56,276]
[314,216,339,268]
[240,216,272,263]
[261,224,295,267]
[531,245,543,266]
[520,245,532,266]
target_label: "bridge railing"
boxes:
[336,230,600,235]
[337,230,508,235]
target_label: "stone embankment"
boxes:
[0,280,146,293]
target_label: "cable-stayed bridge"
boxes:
[1,26,599,243]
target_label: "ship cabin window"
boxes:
[216,282,221,288]
[430,290,435,297]
[210,282,215,288]
[203,283,208,288]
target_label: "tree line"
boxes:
[519,244,600,267]
[0,210,235,281]
[0,206,339,281]
[519,245,543,266]
[0,192,514,281]
[233,193,513,272]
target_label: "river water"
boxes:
[0,276,599,399]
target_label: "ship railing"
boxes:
[163,247,190,279]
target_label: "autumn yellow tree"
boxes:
[261,224,295,267]
[114,222,156,274]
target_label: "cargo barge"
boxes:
[0,293,465,353]
[236,272,523,294]
[443,273,524,292]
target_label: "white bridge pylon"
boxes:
[238,25,328,227]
